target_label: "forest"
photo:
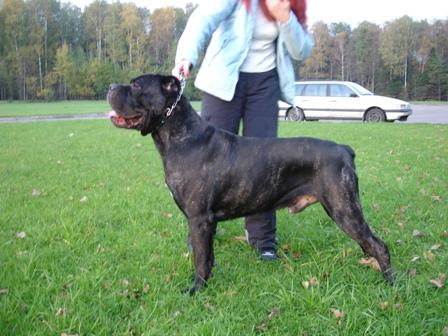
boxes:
[0,0,447,101]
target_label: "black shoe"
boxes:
[259,249,278,261]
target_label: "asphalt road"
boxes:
[0,104,447,124]
[405,104,448,124]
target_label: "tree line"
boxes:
[0,0,447,101]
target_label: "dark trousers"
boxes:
[201,69,280,251]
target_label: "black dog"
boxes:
[107,74,393,294]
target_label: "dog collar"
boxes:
[141,73,186,136]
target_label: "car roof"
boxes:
[294,80,355,85]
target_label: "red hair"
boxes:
[242,0,307,26]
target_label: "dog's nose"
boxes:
[109,83,120,91]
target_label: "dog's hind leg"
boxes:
[321,167,394,284]
[187,216,215,295]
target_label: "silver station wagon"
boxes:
[279,80,412,122]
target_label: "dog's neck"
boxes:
[151,96,206,157]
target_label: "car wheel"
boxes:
[364,108,386,122]
[286,107,305,122]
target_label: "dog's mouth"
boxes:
[108,111,144,130]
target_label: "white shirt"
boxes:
[240,6,279,73]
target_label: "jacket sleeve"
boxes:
[278,12,314,61]
[175,0,239,67]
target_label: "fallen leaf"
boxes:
[255,323,268,332]
[442,326,448,336]
[165,271,176,283]
[31,188,41,197]
[424,250,435,262]
[443,231,448,238]
[412,229,424,238]
[409,269,417,278]
[430,244,442,251]
[61,333,79,336]
[397,222,405,230]
[56,308,65,316]
[302,281,310,289]
[411,256,420,262]
[331,308,344,319]
[69,133,74,137]
[403,164,410,172]
[204,300,215,311]
[431,195,442,202]
[429,273,446,288]
[281,244,289,252]
[130,289,140,299]
[16,231,26,239]
[122,279,129,287]
[378,302,389,310]
[0,288,9,295]
[292,250,301,259]
[359,257,381,271]
[399,206,409,214]
[393,303,404,310]
[173,311,181,318]
[80,196,88,203]
[231,236,247,242]
[265,307,279,321]
[142,284,150,294]
[162,212,173,218]
[309,277,319,287]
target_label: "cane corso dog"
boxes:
[107,74,393,294]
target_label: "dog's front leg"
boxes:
[187,217,215,295]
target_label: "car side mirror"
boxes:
[350,93,358,98]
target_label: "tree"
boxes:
[301,21,332,79]
[351,21,381,91]
[52,43,74,99]
[83,0,108,60]
[120,3,147,73]
[329,22,351,80]
[380,16,419,94]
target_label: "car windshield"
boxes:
[348,82,373,96]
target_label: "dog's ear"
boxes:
[161,76,180,97]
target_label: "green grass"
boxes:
[0,101,111,117]
[0,101,202,117]
[1,119,447,335]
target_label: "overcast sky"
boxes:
[64,0,448,27]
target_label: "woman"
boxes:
[172,0,313,260]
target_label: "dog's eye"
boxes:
[131,82,141,90]
[130,82,143,96]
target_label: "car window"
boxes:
[329,84,355,97]
[348,82,373,95]
[302,84,326,97]
[295,84,305,95]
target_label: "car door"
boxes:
[294,83,328,119]
[326,84,364,119]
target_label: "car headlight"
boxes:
[398,104,410,111]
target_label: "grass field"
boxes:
[1,117,447,335]
[0,101,202,117]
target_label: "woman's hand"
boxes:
[266,0,291,24]
[172,59,192,79]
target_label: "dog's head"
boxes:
[107,74,181,136]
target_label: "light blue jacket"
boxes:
[175,0,313,104]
